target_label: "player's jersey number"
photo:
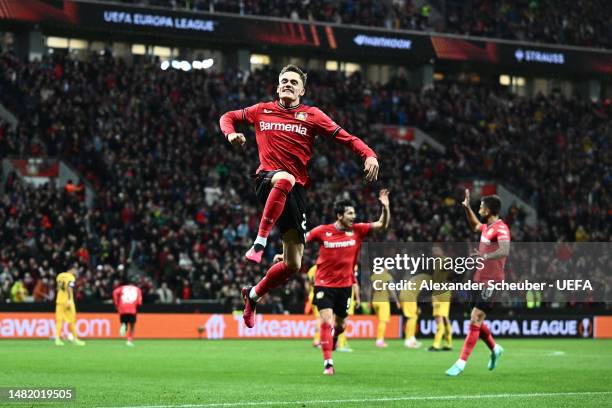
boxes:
[121,287,139,304]
[302,213,307,241]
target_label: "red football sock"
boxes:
[479,322,496,350]
[254,262,294,298]
[257,179,293,239]
[321,322,333,360]
[459,324,481,361]
[127,335,133,342]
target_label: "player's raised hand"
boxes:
[378,189,390,207]
[462,189,470,208]
[364,156,379,182]
[227,132,246,147]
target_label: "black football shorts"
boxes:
[254,170,307,243]
[313,286,353,318]
[119,313,137,325]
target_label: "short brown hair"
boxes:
[279,64,307,87]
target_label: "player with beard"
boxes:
[446,190,509,376]
[307,192,390,374]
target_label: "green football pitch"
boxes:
[2,339,611,408]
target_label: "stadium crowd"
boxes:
[0,49,609,309]
[106,0,612,48]
[444,0,612,49]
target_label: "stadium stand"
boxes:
[0,49,609,309]
[103,0,611,48]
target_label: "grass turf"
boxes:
[1,339,611,407]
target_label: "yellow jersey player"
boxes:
[55,267,85,346]
[370,269,400,348]
[305,265,321,347]
[429,244,453,352]
[400,273,430,349]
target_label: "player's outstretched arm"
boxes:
[371,189,390,232]
[332,127,379,182]
[316,108,378,181]
[219,109,246,146]
[462,189,482,232]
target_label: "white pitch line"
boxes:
[97,391,612,408]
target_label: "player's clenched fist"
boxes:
[364,156,379,182]
[227,132,246,146]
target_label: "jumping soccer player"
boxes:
[446,190,509,376]
[219,65,379,328]
[55,267,85,346]
[112,277,143,347]
[308,191,390,374]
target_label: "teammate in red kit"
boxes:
[112,277,142,347]
[446,190,510,376]
[219,65,379,328]
[307,190,390,375]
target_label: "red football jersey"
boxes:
[220,101,376,186]
[474,220,511,283]
[112,285,142,315]
[307,223,371,287]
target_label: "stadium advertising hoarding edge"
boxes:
[0,313,608,339]
[1,0,611,74]
[0,313,400,340]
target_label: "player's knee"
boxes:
[320,311,333,324]
[470,312,485,325]
[273,172,296,187]
[475,309,485,318]
[279,172,295,186]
